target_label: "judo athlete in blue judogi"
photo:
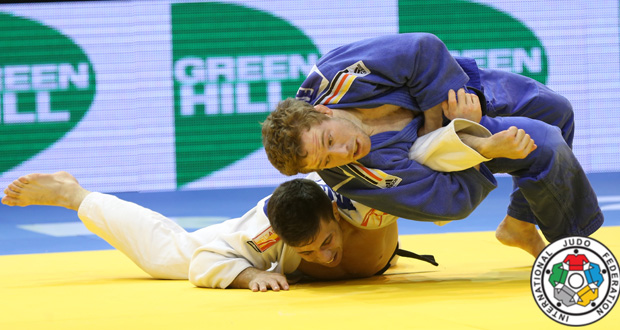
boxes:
[262,33,603,257]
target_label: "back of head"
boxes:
[261,98,328,176]
[267,178,334,247]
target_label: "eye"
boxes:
[325,156,330,166]
[328,134,333,146]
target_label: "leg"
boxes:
[493,180,547,257]
[482,116,604,242]
[481,69,574,146]
[2,172,207,280]
[495,215,546,258]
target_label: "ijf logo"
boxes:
[531,237,619,326]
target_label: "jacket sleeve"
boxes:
[319,142,497,221]
[306,172,400,229]
[188,238,257,289]
[409,118,492,172]
[187,201,301,289]
[313,33,469,111]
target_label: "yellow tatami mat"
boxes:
[2,227,618,330]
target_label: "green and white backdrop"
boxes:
[0,0,618,193]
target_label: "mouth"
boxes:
[326,252,337,265]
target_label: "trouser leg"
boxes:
[77,192,211,279]
[481,69,575,147]
[481,116,603,242]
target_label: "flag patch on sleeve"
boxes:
[247,226,280,253]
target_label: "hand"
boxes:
[248,271,290,292]
[478,126,537,159]
[231,267,290,292]
[441,88,482,123]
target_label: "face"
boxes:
[300,117,371,171]
[293,214,344,267]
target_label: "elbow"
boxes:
[188,268,210,288]
[428,203,476,221]
[414,33,443,47]
[450,208,475,220]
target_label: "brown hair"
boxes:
[267,178,335,247]
[261,98,329,176]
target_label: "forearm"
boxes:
[459,127,537,160]
[456,132,484,170]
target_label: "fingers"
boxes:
[506,126,518,136]
[443,89,481,122]
[266,276,289,291]
[249,275,290,292]
[457,88,466,104]
[447,89,457,109]
[470,92,479,106]
[312,104,333,116]
[277,277,290,291]
[456,88,478,105]
[250,282,259,292]
[505,126,537,158]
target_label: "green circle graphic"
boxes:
[172,2,320,187]
[0,12,95,173]
[399,0,547,83]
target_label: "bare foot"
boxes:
[495,215,547,258]
[1,171,90,211]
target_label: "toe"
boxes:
[18,175,31,184]
[7,183,22,194]
[12,179,26,188]
[1,196,16,206]
[4,186,20,197]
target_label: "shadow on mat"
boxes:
[294,265,532,295]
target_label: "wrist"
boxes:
[458,133,487,156]
[230,266,257,289]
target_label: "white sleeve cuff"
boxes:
[409,118,492,172]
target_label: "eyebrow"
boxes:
[309,131,324,170]
[297,234,332,254]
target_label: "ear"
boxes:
[331,201,341,221]
[314,105,333,117]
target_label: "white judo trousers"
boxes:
[78,192,213,280]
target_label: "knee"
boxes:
[537,89,575,132]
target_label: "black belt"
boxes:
[375,243,438,275]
